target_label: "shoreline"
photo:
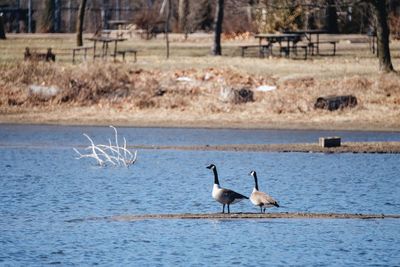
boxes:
[129,142,400,154]
[1,111,400,132]
[66,212,400,222]
[3,142,400,154]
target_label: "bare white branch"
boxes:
[73,126,138,167]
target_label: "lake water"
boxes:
[0,124,399,266]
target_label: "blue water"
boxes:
[0,125,399,266]
[1,124,400,147]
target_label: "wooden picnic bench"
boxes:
[101,29,113,37]
[240,44,272,57]
[308,41,337,56]
[24,47,55,62]
[85,36,127,61]
[115,49,138,62]
[71,46,93,63]
[283,30,338,56]
[101,29,133,39]
[280,44,308,60]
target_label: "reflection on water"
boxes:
[0,125,399,265]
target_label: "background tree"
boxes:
[212,0,224,55]
[368,0,394,72]
[325,0,338,33]
[188,0,213,32]
[178,0,189,38]
[76,0,88,46]
[0,14,6,39]
[160,0,172,58]
[40,0,55,33]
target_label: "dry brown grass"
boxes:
[0,33,400,130]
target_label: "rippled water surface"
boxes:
[1,125,399,266]
[1,124,400,146]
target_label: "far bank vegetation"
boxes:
[1,61,399,116]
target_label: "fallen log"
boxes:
[314,95,357,111]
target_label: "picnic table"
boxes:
[107,20,130,30]
[254,33,304,58]
[85,36,127,61]
[284,30,337,56]
[106,20,133,38]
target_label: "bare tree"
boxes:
[161,0,172,58]
[212,0,224,55]
[368,0,394,72]
[326,0,338,33]
[76,0,88,46]
[41,0,56,32]
[0,14,6,39]
[178,0,189,38]
[193,0,214,31]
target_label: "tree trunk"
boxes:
[76,0,88,47]
[41,0,55,33]
[54,0,61,32]
[28,0,33,33]
[178,0,189,38]
[165,0,172,58]
[161,0,172,58]
[247,0,254,25]
[370,0,394,72]
[326,0,338,33]
[0,15,6,39]
[212,0,224,56]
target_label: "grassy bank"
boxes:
[0,33,399,130]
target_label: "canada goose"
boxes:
[249,171,279,213]
[206,164,248,214]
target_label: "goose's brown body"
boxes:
[207,164,248,213]
[249,171,279,213]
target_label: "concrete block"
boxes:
[319,137,341,148]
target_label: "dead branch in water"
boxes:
[73,126,137,167]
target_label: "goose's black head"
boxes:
[206,164,216,170]
[249,170,257,177]
[249,170,259,190]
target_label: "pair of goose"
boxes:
[206,164,279,213]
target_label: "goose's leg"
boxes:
[263,207,266,213]
[260,206,263,213]
[227,205,230,214]
[222,204,225,213]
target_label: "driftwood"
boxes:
[73,126,137,167]
[24,47,56,62]
[314,95,357,111]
